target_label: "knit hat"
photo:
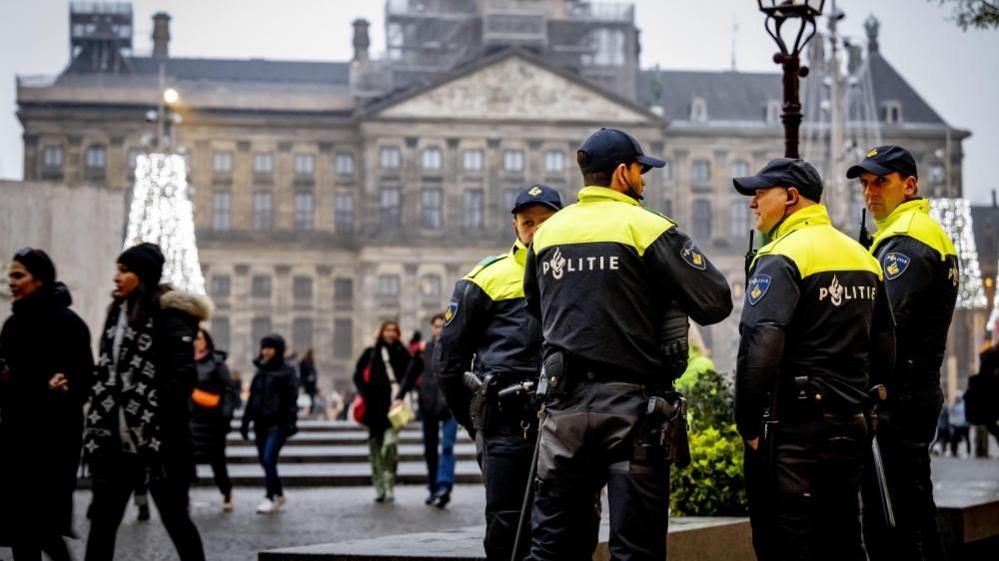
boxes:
[260,333,286,357]
[12,247,57,286]
[117,243,165,288]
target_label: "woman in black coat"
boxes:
[240,333,299,514]
[0,248,93,561]
[353,320,410,502]
[83,243,209,561]
[190,328,239,511]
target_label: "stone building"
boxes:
[15,1,970,389]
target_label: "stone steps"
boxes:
[223,443,477,464]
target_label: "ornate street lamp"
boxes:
[758,0,825,158]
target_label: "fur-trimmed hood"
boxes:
[159,287,213,321]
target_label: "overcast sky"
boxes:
[1,0,996,202]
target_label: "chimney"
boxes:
[152,12,171,60]
[352,19,370,63]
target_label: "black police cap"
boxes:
[733,158,824,202]
[846,145,918,179]
[577,128,665,174]
[511,183,563,214]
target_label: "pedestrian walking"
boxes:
[849,145,958,561]
[733,158,894,561]
[0,248,93,561]
[353,320,410,502]
[298,349,318,416]
[82,242,209,561]
[437,183,563,560]
[522,129,732,560]
[948,392,971,458]
[240,334,299,514]
[931,406,950,456]
[190,328,238,511]
[397,314,456,507]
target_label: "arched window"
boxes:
[690,97,708,123]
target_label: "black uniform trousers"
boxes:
[861,394,947,561]
[476,404,537,561]
[744,409,867,561]
[528,378,663,561]
[85,452,205,561]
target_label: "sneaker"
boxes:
[424,492,436,506]
[222,494,234,512]
[137,504,150,522]
[256,498,277,514]
[274,495,287,509]
[384,488,395,502]
[374,493,386,503]
[433,490,451,509]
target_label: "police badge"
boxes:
[444,298,459,326]
[747,274,772,306]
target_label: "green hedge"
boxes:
[670,363,748,516]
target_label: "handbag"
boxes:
[191,387,221,409]
[388,399,413,429]
[352,349,376,425]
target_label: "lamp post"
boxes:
[757,0,825,159]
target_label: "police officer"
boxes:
[847,146,957,561]
[436,183,562,561]
[733,158,895,561]
[523,128,732,561]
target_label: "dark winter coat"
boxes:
[299,358,318,396]
[189,350,238,460]
[353,340,411,433]
[0,283,93,541]
[397,339,450,419]
[83,287,211,473]
[242,357,299,435]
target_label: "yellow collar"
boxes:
[510,239,528,267]
[578,186,641,207]
[770,204,831,241]
[874,198,929,232]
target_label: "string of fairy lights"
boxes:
[929,198,986,311]
[123,153,206,295]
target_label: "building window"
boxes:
[253,192,273,230]
[251,317,272,349]
[692,160,711,184]
[380,147,401,170]
[380,187,401,228]
[210,317,231,351]
[253,152,274,174]
[42,145,63,169]
[251,275,272,298]
[661,159,673,182]
[210,275,231,299]
[765,100,781,125]
[212,191,231,231]
[335,153,355,175]
[294,191,314,231]
[883,101,903,124]
[690,98,708,123]
[463,149,484,172]
[663,199,673,218]
[127,148,144,173]
[335,193,354,234]
[464,189,484,230]
[422,188,443,229]
[294,153,315,176]
[691,199,712,242]
[85,144,106,170]
[928,163,946,186]
[292,318,314,352]
[333,318,353,358]
[213,151,233,174]
[730,199,749,237]
[293,276,313,302]
[544,150,565,173]
[420,274,442,299]
[334,278,353,302]
[422,148,443,171]
[503,188,519,214]
[377,274,401,298]
[731,160,751,179]
[503,150,524,173]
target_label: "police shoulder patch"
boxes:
[444,298,459,326]
[882,252,910,280]
[747,274,772,306]
[680,240,707,270]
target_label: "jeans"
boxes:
[422,412,458,495]
[85,454,205,561]
[255,425,287,500]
